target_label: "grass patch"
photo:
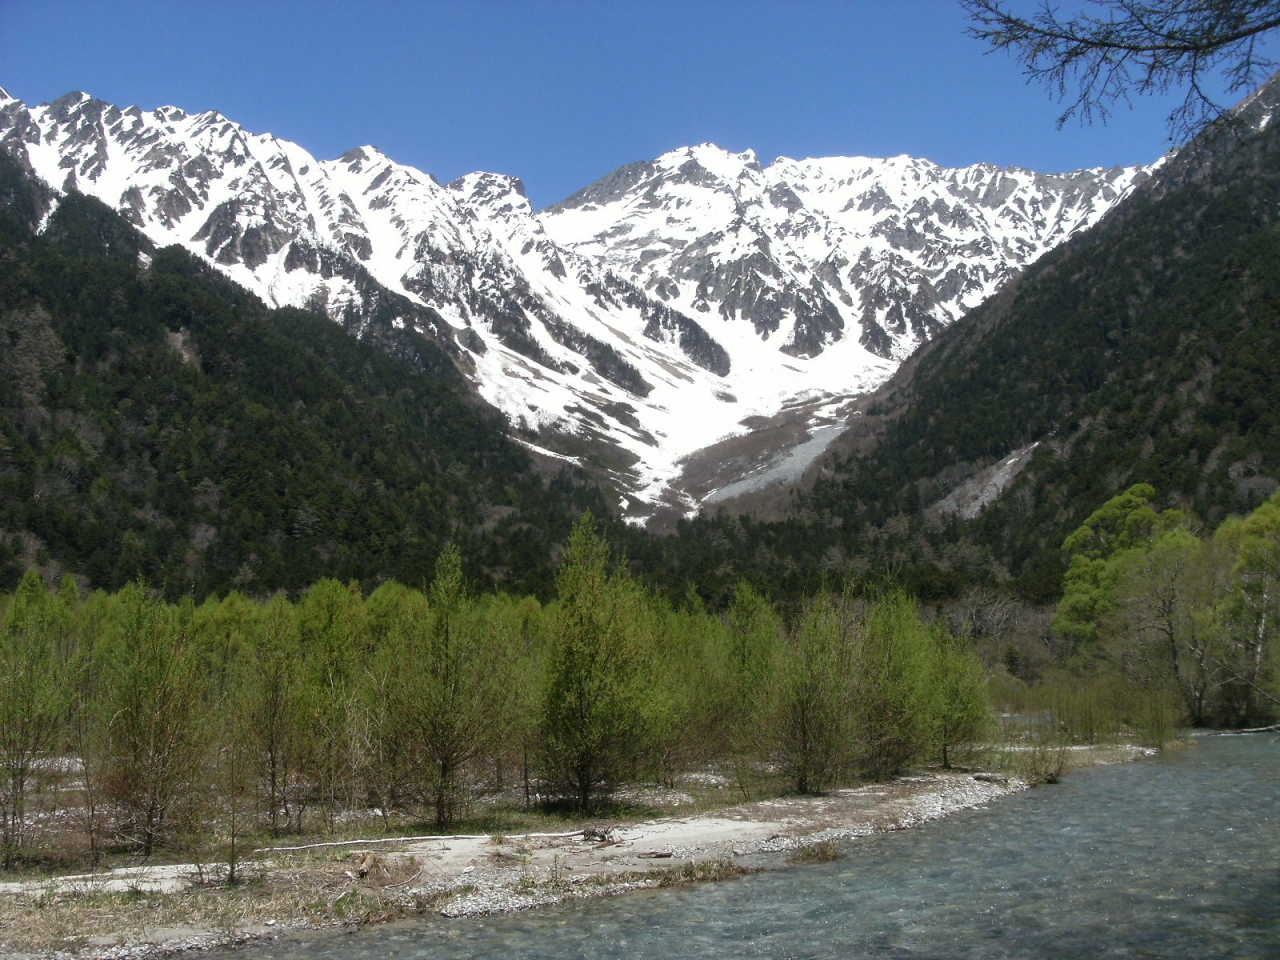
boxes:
[787,840,841,864]
[655,856,756,887]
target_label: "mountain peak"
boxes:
[49,90,92,106]
[1228,67,1280,132]
[448,170,527,198]
[446,171,533,222]
[654,143,763,181]
[192,107,232,125]
[337,145,390,171]
[44,90,99,122]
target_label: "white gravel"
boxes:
[3,766,1078,959]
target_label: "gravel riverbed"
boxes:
[0,746,1156,960]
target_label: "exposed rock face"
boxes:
[931,442,1041,520]
[0,88,1149,512]
[541,144,1147,363]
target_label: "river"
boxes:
[232,734,1278,959]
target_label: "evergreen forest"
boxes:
[0,152,603,600]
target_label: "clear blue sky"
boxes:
[0,0,1264,209]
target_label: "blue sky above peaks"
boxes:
[1,0,1267,208]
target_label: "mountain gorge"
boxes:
[633,74,1280,605]
[0,88,1146,516]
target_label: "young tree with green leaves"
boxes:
[190,591,261,703]
[295,579,369,831]
[851,592,932,780]
[243,596,305,834]
[0,571,68,867]
[1213,491,1280,722]
[776,591,856,794]
[540,514,651,811]
[645,590,729,786]
[723,582,784,794]
[923,626,990,769]
[1110,526,1220,724]
[93,586,205,856]
[1053,484,1168,652]
[1055,485,1279,729]
[474,591,547,809]
[393,546,512,829]
[211,689,256,885]
[362,581,424,823]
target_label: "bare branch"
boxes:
[963,0,1280,140]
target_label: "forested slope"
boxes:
[804,77,1280,585]
[0,153,603,597]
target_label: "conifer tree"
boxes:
[540,514,649,811]
[398,545,510,829]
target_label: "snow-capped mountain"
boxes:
[541,144,1146,361]
[0,89,1151,516]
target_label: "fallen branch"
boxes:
[383,868,424,889]
[1213,723,1280,735]
[255,829,585,855]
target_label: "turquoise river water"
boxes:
[233,734,1278,959]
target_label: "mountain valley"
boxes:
[2,73,1279,603]
[0,88,1146,517]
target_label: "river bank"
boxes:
[0,744,1154,960]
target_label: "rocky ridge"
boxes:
[0,88,1150,513]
